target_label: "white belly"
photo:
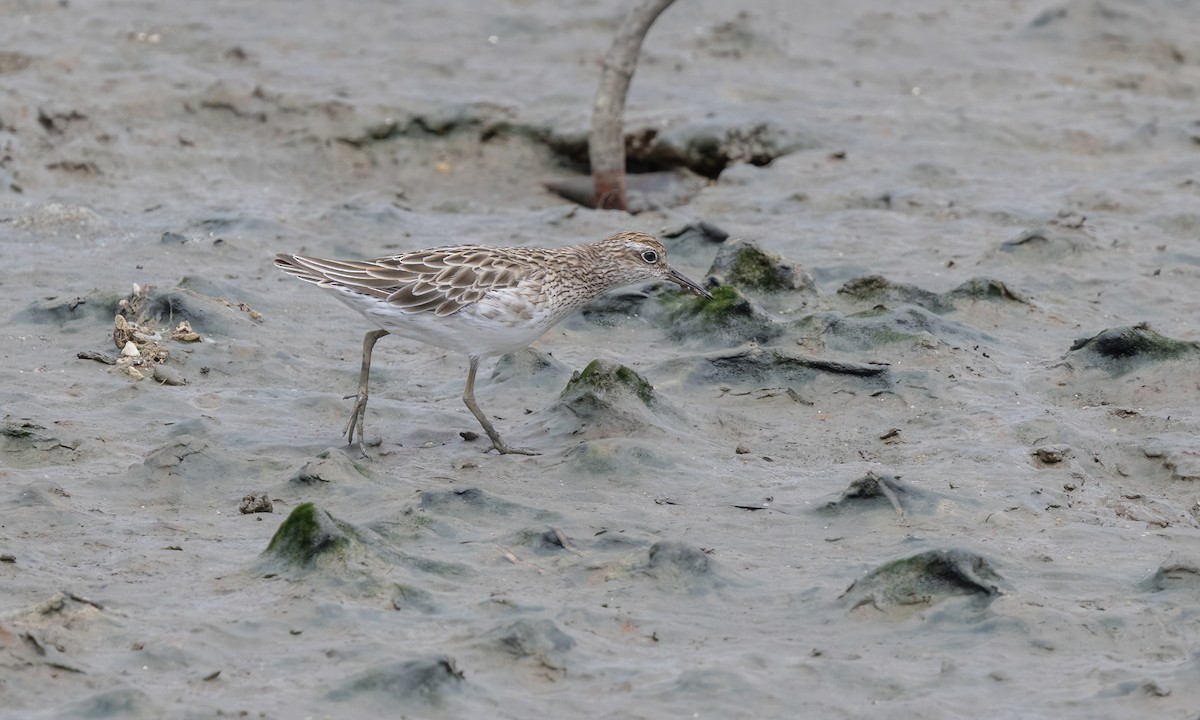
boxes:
[324,284,571,358]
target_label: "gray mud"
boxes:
[3,0,1200,717]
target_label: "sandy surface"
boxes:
[4,0,1200,716]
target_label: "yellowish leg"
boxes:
[344,329,389,456]
[462,355,539,456]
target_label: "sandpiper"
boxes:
[275,231,712,455]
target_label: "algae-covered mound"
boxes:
[644,540,725,595]
[1068,323,1199,375]
[661,284,780,345]
[840,549,1007,616]
[261,502,362,569]
[482,618,575,664]
[548,359,681,439]
[995,226,1094,259]
[1049,323,1200,407]
[836,275,1030,320]
[491,346,571,389]
[836,274,952,313]
[558,359,653,416]
[944,277,1030,304]
[818,470,920,518]
[706,238,814,294]
[799,305,991,353]
[14,288,125,326]
[562,359,655,408]
[289,450,370,485]
[326,656,466,708]
[1142,559,1200,593]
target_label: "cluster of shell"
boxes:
[111,284,199,384]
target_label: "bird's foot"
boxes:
[343,392,372,459]
[488,441,541,456]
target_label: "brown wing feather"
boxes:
[276,247,534,316]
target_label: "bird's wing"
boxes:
[275,247,533,317]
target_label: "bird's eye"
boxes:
[641,250,659,264]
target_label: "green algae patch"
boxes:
[837,274,893,302]
[656,283,742,319]
[262,502,359,569]
[698,284,750,321]
[661,284,780,344]
[562,359,655,406]
[728,244,795,291]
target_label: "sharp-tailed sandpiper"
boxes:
[275,230,711,455]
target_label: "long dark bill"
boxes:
[667,267,713,300]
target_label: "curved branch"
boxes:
[590,0,677,211]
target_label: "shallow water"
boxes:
[3,0,1200,717]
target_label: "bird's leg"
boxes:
[462,355,539,456]
[344,329,389,456]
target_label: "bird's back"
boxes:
[275,246,576,357]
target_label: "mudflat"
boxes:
[3,1,1200,716]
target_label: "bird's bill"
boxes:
[667,267,713,300]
